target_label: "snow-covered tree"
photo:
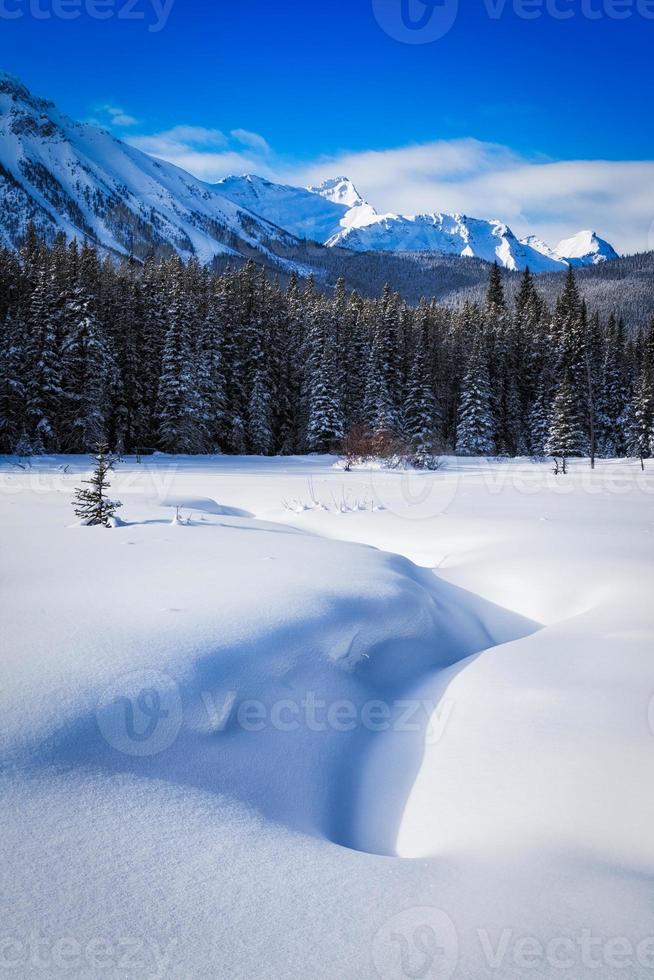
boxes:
[25,268,64,451]
[545,371,588,474]
[61,288,112,451]
[456,332,495,456]
[629,362,654,470]
[248,369,273,455]
[14,430,34,459]
[156,265,203,453]
[72,444,122,527]
[403,326,439,463]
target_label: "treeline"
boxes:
[0,227,653,466]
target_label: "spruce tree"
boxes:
[486,262,506,311]
[629,356,654,470]
[156,264,203,453]
[72,444,122,527]
[248,369,273,455]
[456,332,495,456]
[0,311,26,453]
[545,371,587,474]
[61,288,112,451]
[404,325,439,464]
[14,430,34,459]
[25,268,64,451]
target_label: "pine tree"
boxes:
[456,332,495,456]
[630,375,653,470]
[156,264,203,453]
[486,262,506,311]
[364,285,401,433]
[527,371,551,457]
[248,369,273,455]
[306,347,344,452]
[195,290,227,452]
[629,347,654,469]
[597,315,628,458]
[305,297,344,452]
[545,371,587,474]
[14,430,34,459]
[72,444,122,527]
[25,268,64,450]
[404,324,439,464]
[0,310,26,453]
[61,287,112,451]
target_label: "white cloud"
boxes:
[281,141,654,255]
[126,126,275,183]
[94,104,139,128]
[111,113,138,127]
[231,128,271,153]
[121,121,654,254]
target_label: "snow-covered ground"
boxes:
[1,454,653,979]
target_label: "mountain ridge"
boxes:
[0,70,304,269]
[0,71,621,275]
[217,172,620,272]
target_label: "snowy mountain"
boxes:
[213,174,355,244]
[213,174,378,244]
[0,72,300,264]
[308,176,364,208]
[555,230,619,266]
[325,210,569,272]
[0,71,620,274]
[218,174,619,273]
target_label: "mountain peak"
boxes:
[0,70,27,94]
[556,230,619,266]
[309,176,365,209]
[0,71,53,112]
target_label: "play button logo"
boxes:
[372,0,459,43]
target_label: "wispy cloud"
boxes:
[125,125,273,183]
[119,119,654,254]
[230,128,271,153]
[92,104,139,128]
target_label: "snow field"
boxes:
[1,453,654,978]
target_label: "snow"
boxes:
[556,230,620,266]
[0,76,300,265]
[217,172,577,271]
[308,176,366,209]
[213,173,358,244]
[0,70,620,274]
[2,453,654,978]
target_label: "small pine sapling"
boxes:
[72,443,122,527]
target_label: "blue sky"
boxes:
[2,0,653,250]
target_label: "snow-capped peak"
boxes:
[0,74,303,264]
[520,234,561,262]
[555,230,619,266]
[0,69,55,114]
[0,73,621,276]
[309,176,366,209]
